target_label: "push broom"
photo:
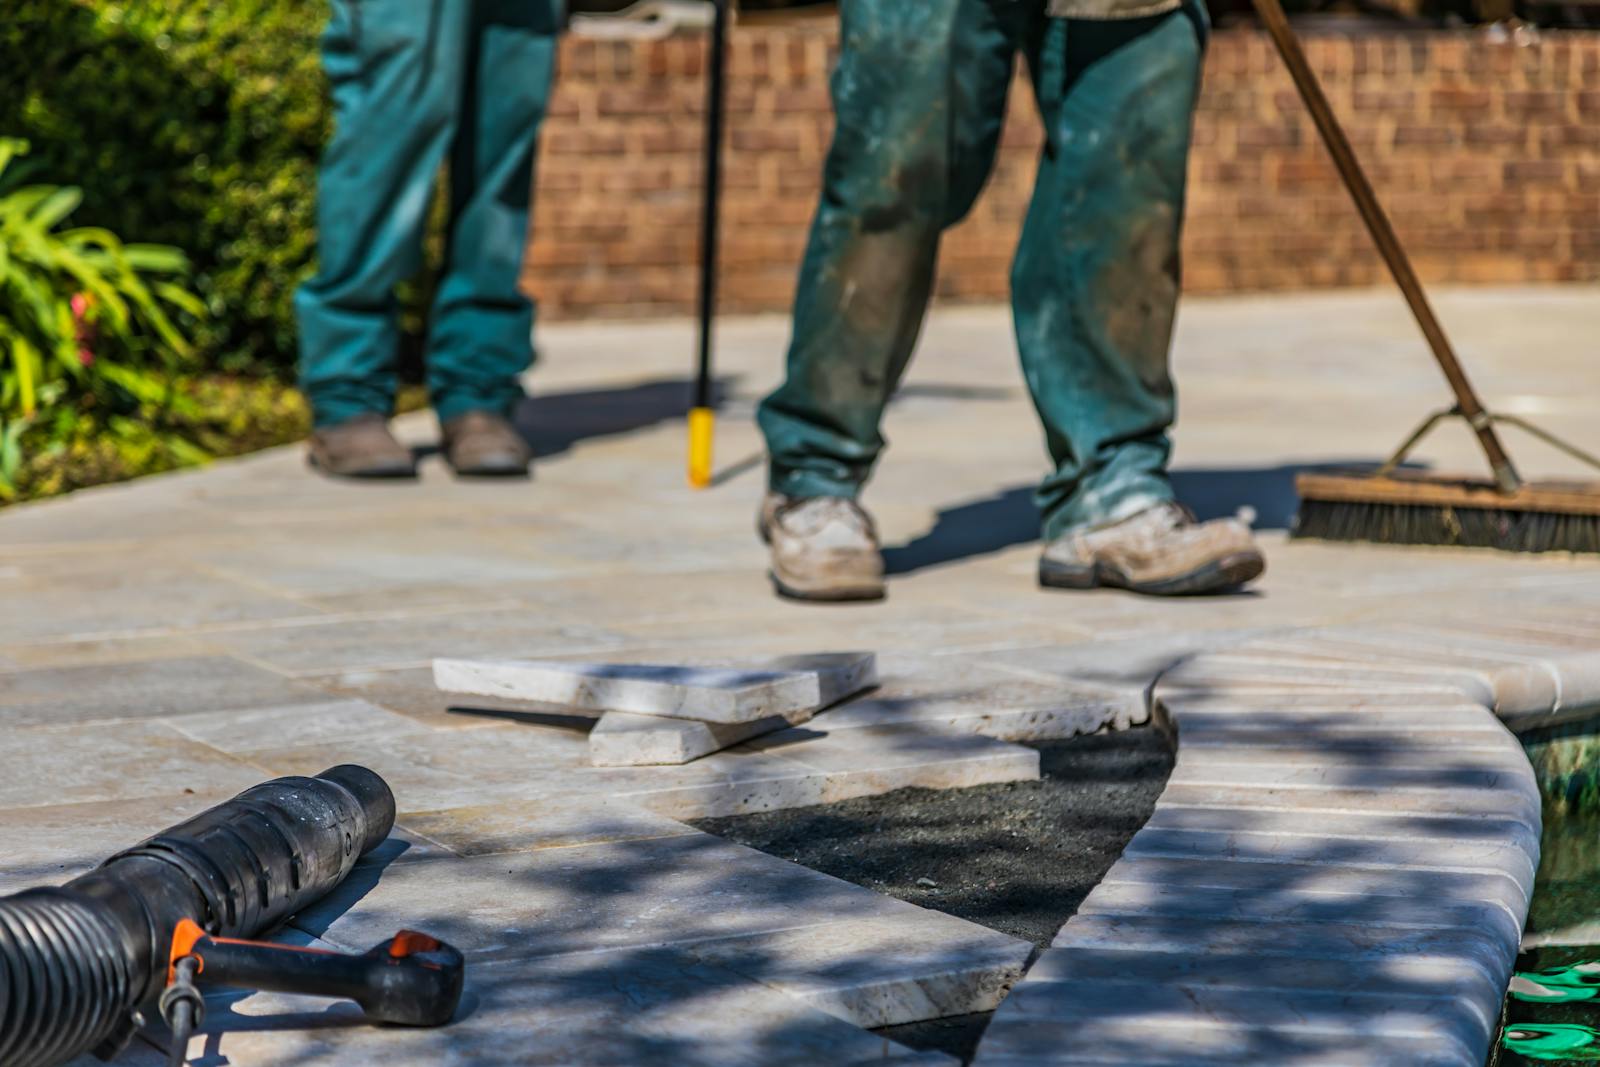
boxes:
[688,0,729,488]
[1252,0,1600,553]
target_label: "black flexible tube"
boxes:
[0,765,394,1067]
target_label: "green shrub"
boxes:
[0,137,207,498]
[0,0,330,375]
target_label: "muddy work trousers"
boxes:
[757,0,1207,539]
[296,0,561,428]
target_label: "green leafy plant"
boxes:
[0,137,206,497]
[2,1,446,376]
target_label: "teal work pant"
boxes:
[757,0,1208,539]
[296,0,561,428]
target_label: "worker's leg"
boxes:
[1012,3,1207,538]
[297,0,468,428]
[757,0,1025,500]
[426,0,562,424]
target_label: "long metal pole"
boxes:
[689,0,728,488]
[1250,0,1521,493]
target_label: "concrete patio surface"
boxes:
[6,285,1600,1065]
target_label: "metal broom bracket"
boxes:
[1377,408,1600,484]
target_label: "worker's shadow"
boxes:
[881,462,1382,575]
[411,377,735,467]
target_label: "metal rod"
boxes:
[1249,0,1522,494]
[694,0,728,413]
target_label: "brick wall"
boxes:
[524,23,1600,319]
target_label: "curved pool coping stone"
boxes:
[973,613,1600,1067]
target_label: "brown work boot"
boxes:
[1039,502,1265,596]
[760,493,886,602]
[307,413,417,479]
[440,410,532,477]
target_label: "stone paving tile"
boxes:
[1157,687,1477,713]
[618,728,1039,818]
[1160,656,1494,705]
[1175,731,1524,758]
[161,698,431,754]
[245,717,1037,824]
[0,632,216,673]
[1021,945,1502,1008]
[288,834,896,961]
[0,561,312,644]
[190,524,581,597]
[287,832,1027,1029]
[1143,805,1539,860]
[973,1016,1477,1066]
[996,979,1488,1044]
[299,665,599,730]
[1050,915,1512,986]
[0,722,263,810]
[812,652,1134,740]
[172,950,956,1066]
[243,724,599,812]
[1078,881,1522,944]
[1099,855,1531,917]
[685,912,1031,1027]
[1152,781,1541,828]
[210,610,632,675]
[396,799,698,857]
[978,630,1279,698]
[433,652,876,724]
[588,709,805,766]
[1236,633,1584,719]
[0,654,336,727]
[1171,706,1507,737]
[1123,826,1536,894]
[1172,742,1534,781]
[0,791,236,893]
[1167,753,1535,794]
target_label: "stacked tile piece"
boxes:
[434,652,878,765]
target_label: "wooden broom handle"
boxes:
[1249,0,1522,492]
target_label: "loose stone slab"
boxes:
[687,911,1030,1027]
[172,948,958,1067]
[288,831,1030,1029]
[434,651,877,725]
[589,708,807,766]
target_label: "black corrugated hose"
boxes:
[0,765,395,1067]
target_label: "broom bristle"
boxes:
[1293,497,1600,554]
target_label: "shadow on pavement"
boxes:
[882,461,1399,575]
[510,376,734,459]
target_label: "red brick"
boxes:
[526,26,1600,318]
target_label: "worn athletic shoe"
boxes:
[307,412,417,479]
[1039,502,1265,596]
[760,493,886,602]
[441,411,532,477]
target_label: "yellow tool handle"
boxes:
[688,407,715,489]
